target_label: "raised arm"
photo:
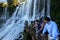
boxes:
[39,23,45,32]
[42,24,47,35]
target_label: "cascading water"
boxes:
[47,0,51,18]
[1,7,7,19]
[0,0,7,2]
[0,0,50,40]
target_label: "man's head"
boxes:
[34,20,39,24]
[43,17,50,23]
[31,21,34,24]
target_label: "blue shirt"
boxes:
[42,21,59,39]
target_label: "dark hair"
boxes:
[34,20,39,23]
[44,17,50,21]
[31,21,34,24]
[39,17,44,22]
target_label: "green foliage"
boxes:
[8,5,16,16]
[0,7,3,18]
[51,0,60,30]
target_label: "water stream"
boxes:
[0,0,50,40]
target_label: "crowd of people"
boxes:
[23,17,59,40]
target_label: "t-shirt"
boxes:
[42,21,59,39]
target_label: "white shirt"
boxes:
[42,21,59,39]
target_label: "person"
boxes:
[24,21,29,28]
[34,20,45,40]
[34,20,39,40]
[38,18,46,40]
[42,17,59,40]
[29,21,36,40]
[38,17,46,33]
[23,21,32,40]
[23,27,32,40]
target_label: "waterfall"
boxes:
[0,0,7,2]
[47,0,51,18]
[1,7,8,19]
[0,0,51,40]
[32,0,37,20]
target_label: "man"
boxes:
[29,21,36,40]
[34,20,39,40]
[42,17,59,40]
[35,20,45,40]
[23,21,32,40]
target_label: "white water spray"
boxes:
[0,0,51,40]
